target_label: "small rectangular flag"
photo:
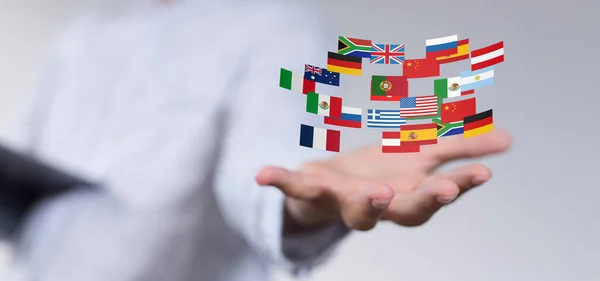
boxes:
[471,41,504,71]
[371,75,408,101]
[370,44,405,64]
[279,68,315,94]
[300,124,340,152]
[460,67,495,92]
[434,76,474,99]
[403,57,440,78]
[463,109,493,138]
[381,132,420,153]
[425,34,458,58]
[324,106,362,128]
[434,119,464,138]
[304,64,340,86]
[400,95,439,119]
[436,39,470,64]
[327,52,362,76]
[338,36,372,58]
[400,123,438,146]
[440,97,476,123]
[306,92,342,118]
[367,109,407,128]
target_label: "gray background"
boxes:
[0,0,598,281]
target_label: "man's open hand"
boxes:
[255,129,512,231]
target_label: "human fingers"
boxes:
[337,183,395,231]
[442,163,492,195]
[255,166,329,199]
[423,128,512,167]
[384,177,459,226]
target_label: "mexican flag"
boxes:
[306,92,342,118]
[434,76,463,99]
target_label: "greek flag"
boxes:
[367,109,407,128]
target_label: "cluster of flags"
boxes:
[279,34,505,153]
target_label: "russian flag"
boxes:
[426,34,458,58]
[324,106,362,128]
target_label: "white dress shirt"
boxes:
[3,1,349,280]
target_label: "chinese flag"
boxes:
[403,57,440,78]
[440,97,477,123]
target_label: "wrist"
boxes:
[283,197,341,234]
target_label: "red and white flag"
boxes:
[381,132,420,153]
[470,41,504,71]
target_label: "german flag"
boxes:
[400,123,438,146]
[327,52,362,76]
[463,109,493,138]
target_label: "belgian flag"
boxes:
[327,52,362,76]
[463,109,493,138]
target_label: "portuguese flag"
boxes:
[370,75,408,101]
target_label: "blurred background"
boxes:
[0,0,599,281]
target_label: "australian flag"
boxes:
[304,64,340,86]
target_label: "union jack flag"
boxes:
[370,44,405,64]
[305,64,322,75]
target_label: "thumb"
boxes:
[340,183,395,231]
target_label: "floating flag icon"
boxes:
[338,36,372,58]
[371,75,408,101]
[381,132,420,153]
[434,119,464,137]
[440,97,476,123]
[367,109,407,128]
[402,57,440,78]
[436,39,470,64]
[460,67,495,92]
[370,43,405,64]
[324,106,362,128]
[471,41,504,71]
[426,34,458,58]
[306,92,342,118]
[299,124,340,152]
[463,109,493,138]
[400,123,438,146]
[279,68,315,94]
[327,52,362,76]
[434,76,474,98]
[400,95,439,119]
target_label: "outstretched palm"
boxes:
[256,129,512,231]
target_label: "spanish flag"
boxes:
[463,109,493,138]
[400,123,438,146]
[436,39,470,64]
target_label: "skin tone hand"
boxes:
[255,129,512,232]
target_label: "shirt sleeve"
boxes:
[211,3,351,275]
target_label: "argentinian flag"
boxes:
[460,67,495,92]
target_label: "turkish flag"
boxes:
[403,57,440,78]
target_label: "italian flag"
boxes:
[279,68,315,94]
[306,92,342,118]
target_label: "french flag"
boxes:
[324,106,362,128]
[426,34,458,58]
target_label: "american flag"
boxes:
[367,109,407,128]
[370,44,405,64]
[400,95,439,118]
[304,64,322,75]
